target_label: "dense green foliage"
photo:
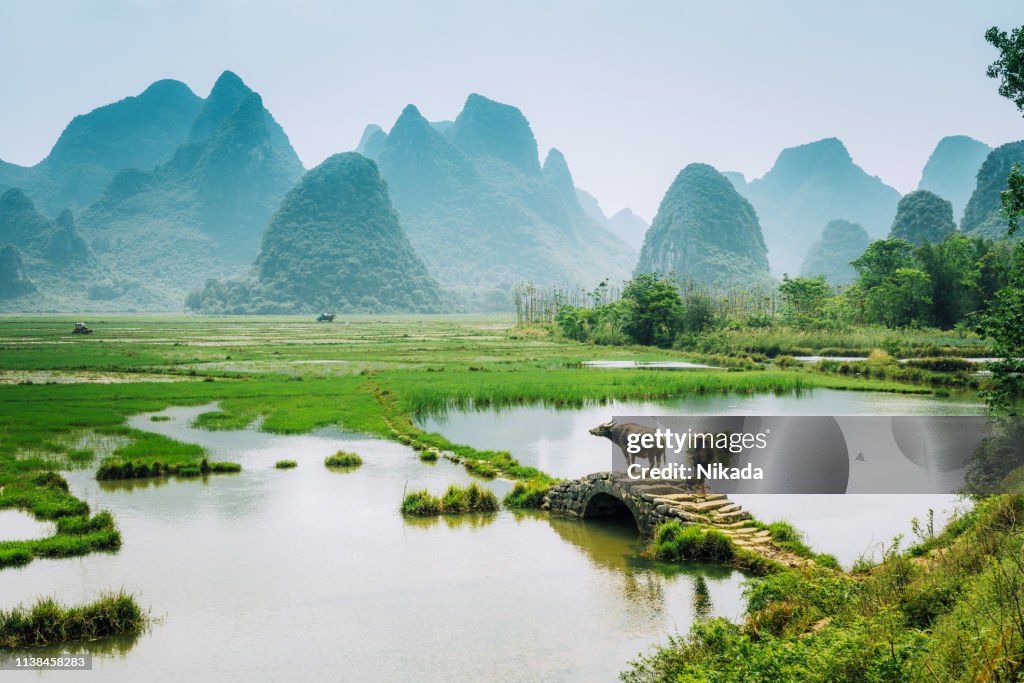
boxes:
[0,590,148,648]
[843,234,1013,329]
[800,219,870,286]
[745,137,901,275]
[624,495,1024,682]
[555,273,718,347]
[917,135,992,221]
[888,190,956,246]
[371,96,633,309]
[636,163,771,288]
[274,460,297,469]
[188,153,443,314]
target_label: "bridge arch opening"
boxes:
[582,492,640,533]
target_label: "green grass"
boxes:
[274,460,297,469]
[758,520,841,569]
[678,325,989,358]
[650,521,735,563]
[503,481,552,508]
[0,314,982,569]
[624,495,1024,682]
[400,483,499,516]
[324,451,362,468]
[0,590,147,648]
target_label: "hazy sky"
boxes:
[1,0,1022,220]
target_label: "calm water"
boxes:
[419,389,985,566]
[1,405,745,682]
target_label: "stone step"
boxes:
[698,493,728,501]
[652,498,703,512]
[712,510,751,523]
[657,493,698,502]
[717,520,757,529]
[716,503,742,514]
[691,499,732,512]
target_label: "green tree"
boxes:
[915,234,985,328]
[621,273,684,346]
[864,268,932,328]
[979,25,1024,413]
[850,239,915,289]
[779,275,832,328]
[975,285,1024,414]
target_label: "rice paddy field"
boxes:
[0,315,992,678]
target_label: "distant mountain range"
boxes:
[0,80,204,214]
[358,94,636,308]
[0,71,1017,310]
[745,138,901,277]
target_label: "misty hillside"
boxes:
[574,188,649,250]
[917,135,991,222]
[360,94,635,309]
[962,141,1024,239]
[73,72,304,309]
[0,80,203,215]
[0,188,98,305]
[745,138,901,277]
[187,153,443,314]
[636,163,771,288]
[800,219,870,286]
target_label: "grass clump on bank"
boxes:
[325,451,362,468]
[274,460,297,469]
[503,481,552,508]
[400,483,498,516]
[759,520,841,569]
[650,521,735,563]
[0,590,147,648]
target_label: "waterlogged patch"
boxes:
[0,371,198,385]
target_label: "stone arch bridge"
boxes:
[542,472,803,564]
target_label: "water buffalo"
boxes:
[589,420,666,468]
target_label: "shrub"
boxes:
[401,483,498,516]
[503,481,551,508]
[325,451,363,468]
[651,521,735,563]
[274,460,297,469]
[0,591,148,648]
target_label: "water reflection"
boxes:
[4,404,746,681]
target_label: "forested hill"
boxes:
[636,163,772,288]
[186,153,443,314]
